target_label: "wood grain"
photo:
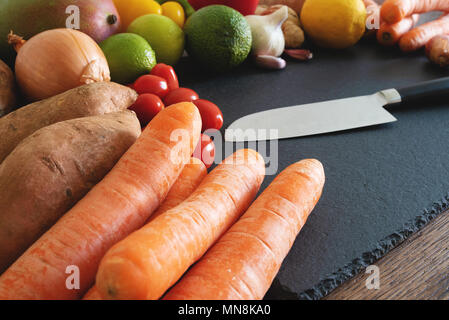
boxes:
[324,210,449,300]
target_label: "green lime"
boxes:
[100,33,156,84]
[184,5,252,72]
[127,14,185,66]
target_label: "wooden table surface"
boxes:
[323,209,449,300]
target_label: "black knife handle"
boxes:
[396,77,449,105]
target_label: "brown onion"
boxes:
[9,29,110,101]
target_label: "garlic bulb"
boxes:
[245,6,289,57]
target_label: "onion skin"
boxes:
[14,29,110,102]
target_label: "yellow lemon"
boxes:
[113,0,162,31]
[301,0,366,49]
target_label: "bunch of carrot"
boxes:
[0,102,202,299]
[0,100,326,300]
[90,153,324,300]
[84,157,208,300]
[163,159,325,300]
[365,0,449,52]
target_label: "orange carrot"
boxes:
[377,14,419,46]
[381,0,449,24]
[163,159,325,300]
[95,149,266,300]
[399,13,449,52]
[426,34,449,67]
[148,157,207,222]
[83,158,206,300]
[0,102,201,300]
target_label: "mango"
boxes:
[0,0,121,66]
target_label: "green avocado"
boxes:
[184,5,252,72]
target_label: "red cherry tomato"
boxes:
[129,94,165,127]
[193,134,215,168]
[164,87,199,106]
[133,75,169,99]
[192,99,224,132]
[150,63,179,91]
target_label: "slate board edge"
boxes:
[272,193,449,300]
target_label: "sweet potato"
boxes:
[0,59,16,117]
[0,110,141,273]
[0,81,137,163]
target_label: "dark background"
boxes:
[175,9,449,299]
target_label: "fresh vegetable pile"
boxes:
[0,92,325,299]
[0,17,325,296]
[1,0,447,301]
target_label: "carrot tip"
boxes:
[107,287,116,298]
[438,55,449,67]
[382,32,392,42]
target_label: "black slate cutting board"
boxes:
[174,18,449,299]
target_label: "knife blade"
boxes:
[225,77,449,142]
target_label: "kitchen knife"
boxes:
[225,77,449,142]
